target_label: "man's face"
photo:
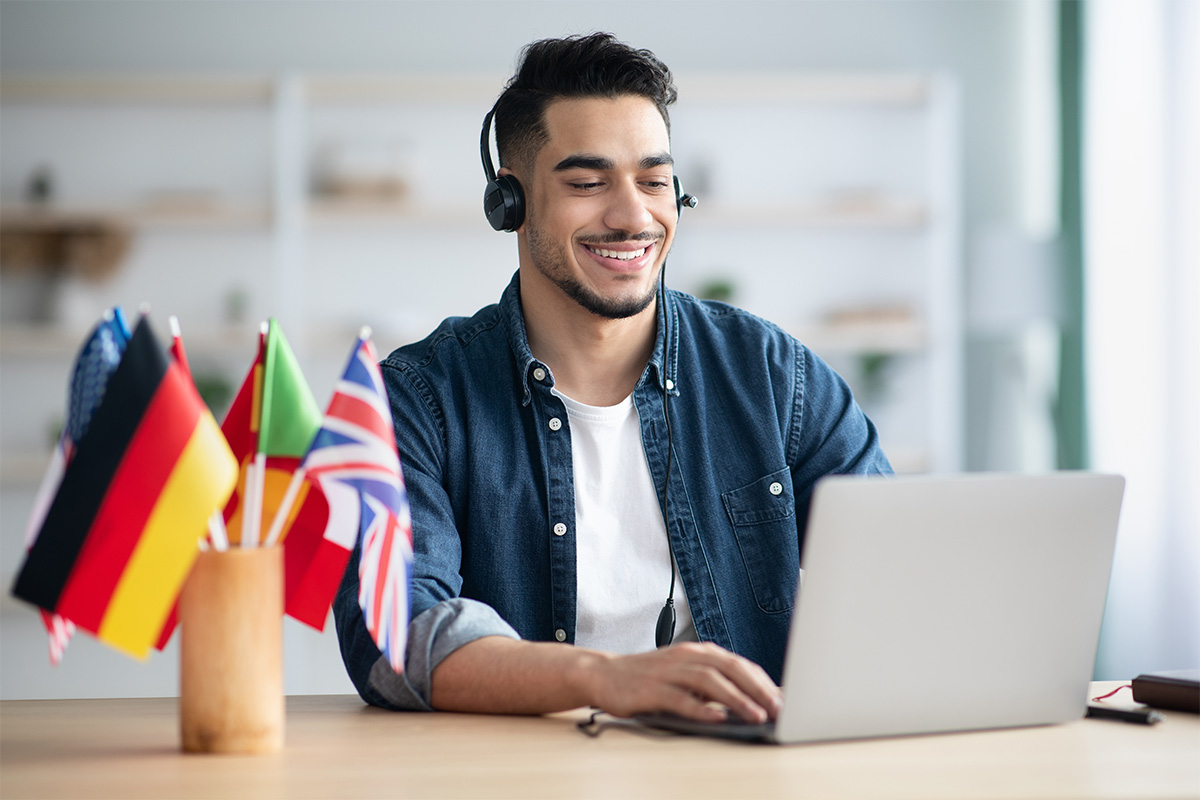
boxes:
[516,95,677,320]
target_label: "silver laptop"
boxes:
[637,472,1125,744]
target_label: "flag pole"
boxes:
[263,467,307,548]
[208,511,230,552]
[169,315,228,552]
[239,321,271,548]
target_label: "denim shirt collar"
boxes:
[499,270,680,406]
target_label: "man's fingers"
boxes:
[669,657,774,723]
[667,643,782,721]
[592,643,783,723]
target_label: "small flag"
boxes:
[219,323,266,546]
[259,319,323,464]
[222,320,322,548]
[24,308,131,664]
[11,317,238,659]
[296,331,412,670]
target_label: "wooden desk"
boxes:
[2,683,1197,799]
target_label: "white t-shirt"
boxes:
[554,389,696,654]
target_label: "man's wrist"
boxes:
[564,647,614,709]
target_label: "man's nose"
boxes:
[603,179,654,233]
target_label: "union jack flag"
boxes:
[302,330,412,672]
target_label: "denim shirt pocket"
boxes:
[722,467,799,614]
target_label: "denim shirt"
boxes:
[333,272,892,710]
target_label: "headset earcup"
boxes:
[674,175,684,218]
[484,174,525,232]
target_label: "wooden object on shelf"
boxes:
[0,206,131,281]
[179,547,284,754]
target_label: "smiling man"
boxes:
[333,33,892,723]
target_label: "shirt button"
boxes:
[553,522,567,536]
[548,417,562,431]
[555,628,567,642]
[665,379,675,391]
[533,367,546,382]
[769,482,784,496]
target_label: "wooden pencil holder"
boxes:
[179,546,284,754]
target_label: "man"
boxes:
[334,33,891,724]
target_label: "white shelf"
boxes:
[688,200,927,230]
[678,73,931,105]
[305,73,505,104]
[133,202,272,230]
[305,198,475,228]
[1,202,272,231]
[0,75,275,104]
[794,320,926,355]
[0,324,89,356]
[0,323,262,357]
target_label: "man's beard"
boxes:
[526,218,664,320]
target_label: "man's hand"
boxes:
[431,636,782,722]
[583,641,782,723]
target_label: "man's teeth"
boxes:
[588,245,647,261]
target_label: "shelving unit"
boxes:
[1,70,961,474]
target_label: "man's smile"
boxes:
[584,244,649,261]
[578,239,661,273]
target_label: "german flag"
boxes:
[11,317,237,659]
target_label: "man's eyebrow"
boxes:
[639,153,675,169]
[552,153,675,172]
[554,155,614,172]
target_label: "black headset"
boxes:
[480,103,694,648]
[480,106,696,232]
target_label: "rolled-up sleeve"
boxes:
[363,599,520,711]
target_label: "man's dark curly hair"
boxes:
[493,33,677,175]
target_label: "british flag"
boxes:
[300,330,412,672]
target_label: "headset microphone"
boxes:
[676,183,698,214]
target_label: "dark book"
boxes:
[1132,669,1200,714]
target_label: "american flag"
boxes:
[303,330,412,672]
[24,308,131,664]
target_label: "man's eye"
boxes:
[570,182,603,190]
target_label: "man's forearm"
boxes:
[430,636,606,714]
[429,636,783,722]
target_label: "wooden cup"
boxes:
[179,546,284,754]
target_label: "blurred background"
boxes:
[1,0,1195,699]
